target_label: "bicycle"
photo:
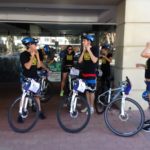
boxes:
[103,77,145,137]
[57,67,91,133]
[8,78,40,133]
[95,81,121,115]
[37,69,53,103]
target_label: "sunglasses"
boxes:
[68,48,73,50]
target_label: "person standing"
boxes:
[136,42,150,132]
[100,45,112,93]
[19,37,46,122]
[78,35,99,114]
[60,45,75,96]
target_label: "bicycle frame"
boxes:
[97,87,122,106]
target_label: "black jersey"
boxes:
[62,51,75,67]
[20,51,41,79]
[82,46,99,75]
[101,53,112,76]
[145,58,150,79]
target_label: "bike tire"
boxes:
[57,95,90,133]
[40,81,54,103]
[8,96,39,133]
[95,94,108,114]
[104,97,145,137]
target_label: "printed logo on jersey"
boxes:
[66,54,73,60]
[102,58,106,64]
[32,56,37,65]
[83,52,91,61]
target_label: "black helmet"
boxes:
[22,37,38,46]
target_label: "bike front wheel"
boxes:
[104,97,145,137]
[57,95,91,133]
[8,96,39,133]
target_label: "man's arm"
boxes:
[141,42,150,58]
[136,63,146,68]
[78,49,86,63]
[24,54,35,70]
[86,46,98,63]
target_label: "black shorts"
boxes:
[62,66,71,73]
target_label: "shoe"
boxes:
[17,115,24,123]
[81,107,88,113]
[143,125,150,132]
[86,107,94,115]
[39,112,46,120]
[63,103,68,107]
[144,119,150,125]
[90,107,94,114]
[60,90,64,97]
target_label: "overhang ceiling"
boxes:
[0,0,120,35]
[0,0,122,24]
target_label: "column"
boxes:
[115,0,150,108]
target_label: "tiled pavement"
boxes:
[0,83,150,150]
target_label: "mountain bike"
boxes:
[104,77,145,137]
[57,67,91,133]
[95,83,121,114]
[8,78,40,133]
[37,69,53,103]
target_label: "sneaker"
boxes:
[39,112,46,120]
[144,119,150,125]
[81,107,88,113]
[17,115,24,123]
[143,125,150,132]
[86,107,94,115]
[90,107,94,114]
[60,90,64,97]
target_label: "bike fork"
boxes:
[19,91,29,114]
[70,91,77,114]
[120,93,126,116]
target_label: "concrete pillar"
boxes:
[115,0,150,108]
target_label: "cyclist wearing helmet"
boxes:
[38,45,52,71]
[100,44,112,93]
[78,34,99,114]
[19,37,46,122]
[60,45,75,96]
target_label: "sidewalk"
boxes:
[0,85,150,150]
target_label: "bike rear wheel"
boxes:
[8,96,39,133]
[104,97,145,137]
[40,81,54,103]
[95,93,108,114]
[57,95,90,133]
